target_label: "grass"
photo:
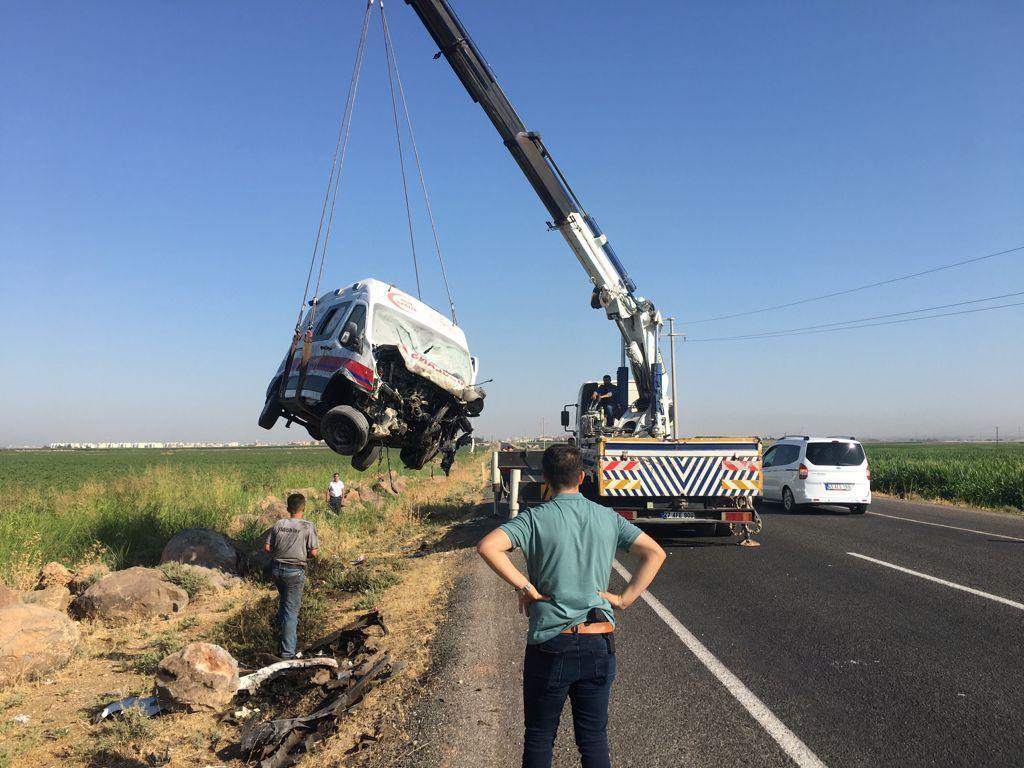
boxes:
[865,442,1024,511]
[0,445,457,586]
[158,562,213,598]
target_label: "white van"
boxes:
[761,436,871,514]
[258,279,485,474]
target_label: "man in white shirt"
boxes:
[326,472,346,513]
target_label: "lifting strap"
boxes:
[380,0,458,323]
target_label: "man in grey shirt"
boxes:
[263,493,319,659]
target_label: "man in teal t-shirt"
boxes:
[477,444,666,768]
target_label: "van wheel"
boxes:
[351,444,381,472]
[321,406,369,455]
[782,487,801,513]
[258,395,281,430]
[400,443,439,470]
[849,504,868,515]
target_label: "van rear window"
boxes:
[805,442,865,466]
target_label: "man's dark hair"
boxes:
[287,493,306,514]
[602,374,612,382]
[542,444,583,490]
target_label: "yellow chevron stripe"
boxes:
[606,479,642,491]
[721,478,762,491]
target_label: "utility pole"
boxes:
[995,426,999,443]
[665,317,685,439]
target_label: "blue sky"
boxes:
[1,0,1022,446]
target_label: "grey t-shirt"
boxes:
[268,518,319,567]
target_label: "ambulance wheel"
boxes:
[351,444,381,472]
[849,504,868,515]
[321,406,369,456]
[258,395,281,430]
[400,443,439,470]
[782,487,801,513]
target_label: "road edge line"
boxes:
[865,511,1024,542]
[846,552,1024,610]
[612,560,828,768]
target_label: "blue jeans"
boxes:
[271,564,305,659]
[600,403,614,426]
[522,633,616,768]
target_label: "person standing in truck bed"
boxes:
[264,493,319,660]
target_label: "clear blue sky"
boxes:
[2,0,1022,446]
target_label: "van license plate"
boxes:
[825,483,851,491]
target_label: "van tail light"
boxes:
[798,463,808,480]
[866,468,871,481]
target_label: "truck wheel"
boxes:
[351,444,381,472]
[849,504,868,515]
[400,443,439,470]
[321,406,369,456]
[782,487,801,513]
[258,394,281,430]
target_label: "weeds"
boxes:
[158,562,212,598]
[131,633,186,675]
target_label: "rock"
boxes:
[286,487,319,501]
[344,489,363,505]
[154,642,239,712]
[36,562,72,591]
[0,604,80,688]
[68,563,110,595]
[21,586,72,612]
[76,567,188,624]
[257,495,289,519]
[160,528,238,573]
[0,585,18,609]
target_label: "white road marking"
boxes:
[866,511,1024,542]
[612,560,827,768]
[846,552,1024,611]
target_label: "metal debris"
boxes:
[94,695,162,723]
[238,611,401,768]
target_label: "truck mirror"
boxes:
[560,409,570,428]
[340,321,361,351]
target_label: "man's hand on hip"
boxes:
[598,591,629,610]
[518,584,550,616]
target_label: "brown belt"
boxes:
[562,621,614,635]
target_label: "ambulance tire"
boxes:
[351,444,381,472]
[322,406,369,456]
[258,395,281,430]
[849,504,868,515]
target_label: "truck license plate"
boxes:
[825,483,852,491]
[660,511,696,519]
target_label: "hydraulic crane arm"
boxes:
[403,0,668,437]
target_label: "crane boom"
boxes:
[403,0,668,437]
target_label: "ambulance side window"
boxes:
[313,301,352,340]
[341,304,367,341]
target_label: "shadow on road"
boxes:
[756,500,855,517]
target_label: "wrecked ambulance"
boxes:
[258,279,485,474]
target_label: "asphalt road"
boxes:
[385,496,1023,768]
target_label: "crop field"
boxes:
[0,446,463,586]
[864,442,1024,512]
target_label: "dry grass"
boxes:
[0,451,490,768]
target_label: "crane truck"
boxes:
[404,0,763,540]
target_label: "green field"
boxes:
[0,446,454,586]
[864,442,1024,511]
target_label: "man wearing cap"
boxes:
[476,444,666,768]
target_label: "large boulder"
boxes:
[68,563,110,595]
[159,562,241,593]
[0,604,80,688]
[155,642,239,712]
[36,562,72,591]
[160,528,238,572]
[22,586,72,612]
[257,495,289,520]
[0,585,18,609]
[76,567,188,624]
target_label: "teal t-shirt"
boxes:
[499,493,643,645]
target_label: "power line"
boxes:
[688,290,1024,342]
[683,244,1024,325]
[687,298,1024,343]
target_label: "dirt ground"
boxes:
[0,455,491,768]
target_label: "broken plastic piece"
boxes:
[94,695,162,723]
